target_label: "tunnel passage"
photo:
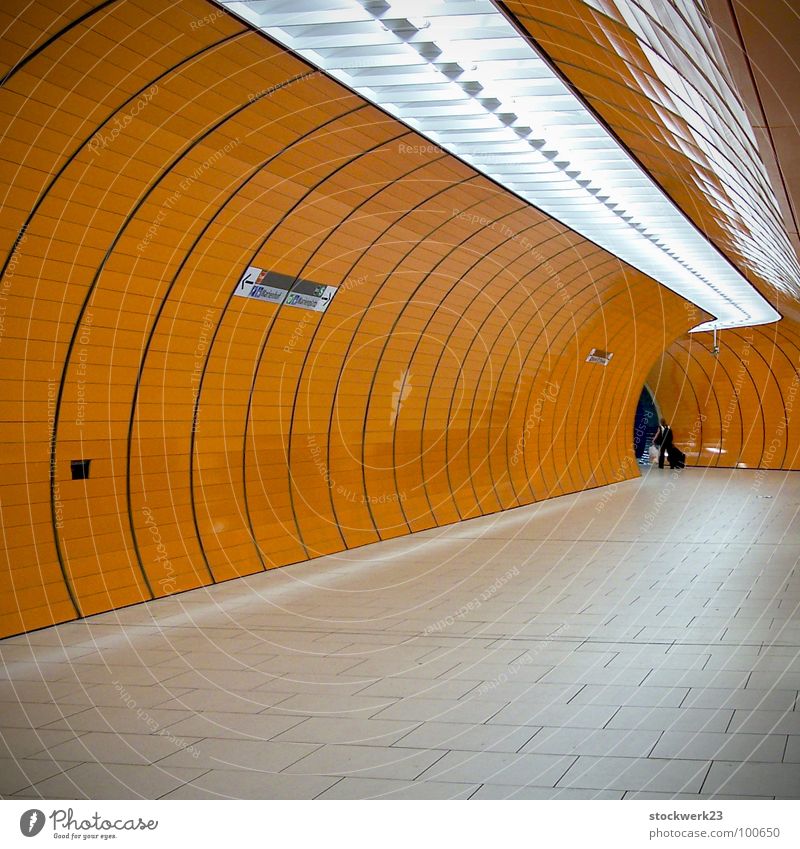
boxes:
[5,0,797,639]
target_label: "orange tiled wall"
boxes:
[647,320,800,468]
[1,0,702,637]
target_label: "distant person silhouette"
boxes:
[653,418,684,469]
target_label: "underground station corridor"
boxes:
[1,0,799,837]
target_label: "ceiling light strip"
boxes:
[218,0,782,332]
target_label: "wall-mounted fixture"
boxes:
[586,349,613,366]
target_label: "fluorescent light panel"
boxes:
[219,0,782,331]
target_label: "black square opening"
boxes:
[71,459,91,480]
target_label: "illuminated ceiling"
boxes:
[218,0,792,332]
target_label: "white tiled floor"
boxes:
[1,467,799,799]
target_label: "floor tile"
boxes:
[38,706,195,735]
[18,763,208,799]
[156,669,270,691]
[0,758,79,796]
[156,738,318,771]
[519,727,661,758]
[392,722,537,753]
[155,689,291,713]
[466,680,581,703]
[650,731,787,763]
[540,667,650,687]
[569,684,689,708]
[156,711,308,741]
[418,750,576,786]
[727,710,800,735]
[0,681,94,704]
[270,694,396,718]
[746,671,800,690]
[255,655,367,675]
[488,702,618,729]
[470,784,624,800]
[702,761,800,798]
[0,728,86,759]
[558,756,709,793]
[255,674,376,696]
[316,777,477,799]
[0,702,91,729]
[783,735,800,763]
[60,665,189,687]
[160,769,339,799]
[281,744,443,780]
[642,669,750,689]
[272,717,418,746]
[606,707,733,733]
[354,677,478,700]
[623,790,775,800]
[28,731,202,766]
[681,688,797,711]
[371,697,508,723]
[80,683,193,709]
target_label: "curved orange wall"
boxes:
[0,0,728,638]
[647,317,800,469]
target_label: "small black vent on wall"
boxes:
[71,459,91,480]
